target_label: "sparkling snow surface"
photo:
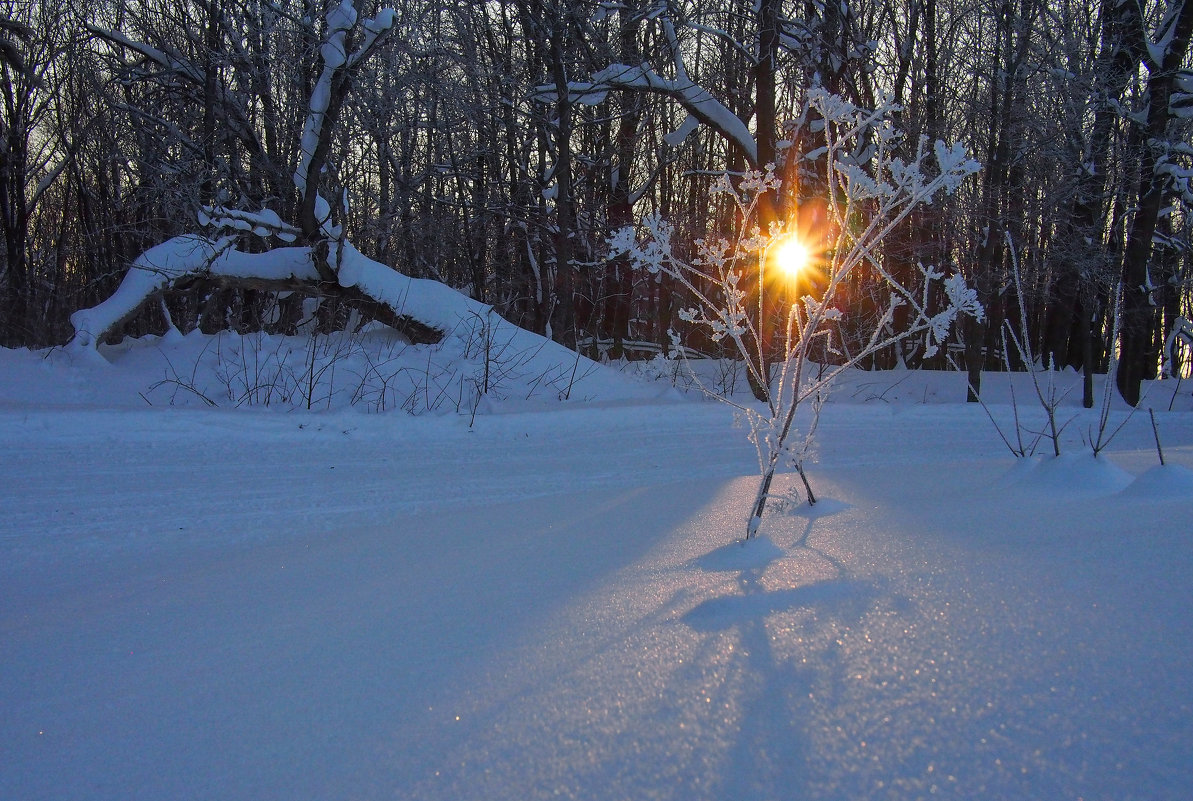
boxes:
[2,341,1191,801]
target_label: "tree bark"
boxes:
[1117,0,1193,405]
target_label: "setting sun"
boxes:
[772,235,812,280]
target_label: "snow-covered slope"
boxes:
[65,235,654,413]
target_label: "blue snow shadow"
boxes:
[783,497,852,519]
[682,530,880,634]
[682,578,878,632]
[675,526,892,800]
[690,536,785,573]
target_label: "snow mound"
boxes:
[998,452,1134,496]
[89,325,654,414]
[46,233,668,413]
[1118,463,1193,498]
[0,325,657,414]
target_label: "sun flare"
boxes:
[773,236,812,280]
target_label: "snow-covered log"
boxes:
[67,236,599,376]
[68,235,447,350]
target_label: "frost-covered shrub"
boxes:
[610,89,984,539]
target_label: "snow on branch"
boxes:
[608,90,982,538]
[536,12,759,164]
[294,2,397,197]
[1162,316,1193,378]
[347,8,397,70]
[1146,0,1188,69]
[198,206,300,242]
[68,236,319,349]
[530,6,786,161]
[541,62,758,164]
[87,25,266,157]
[294,1,357,197]
[85,25,202,84]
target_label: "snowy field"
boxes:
[3,332,1193,800]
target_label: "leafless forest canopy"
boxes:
[2,0,1192,404]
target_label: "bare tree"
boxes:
[1118,0,1193,405]
[0,0,76,344]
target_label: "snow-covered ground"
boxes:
[2,333,1192,800]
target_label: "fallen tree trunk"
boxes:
[69,235,446,350]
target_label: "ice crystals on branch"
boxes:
[807,87,866,128]
[731,168,782,200]
[609,89,984,540]
[934,141,981,194]
[604,225,638,260]
[806,296,842,322]
[887,154,925,196]
[837,161,890,200]
[612,214,673,275]
[943,273,983,318]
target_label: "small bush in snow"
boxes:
[611,90,983,539]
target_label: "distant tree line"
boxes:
[1,0,1191,405]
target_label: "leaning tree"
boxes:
[72,0,450,350]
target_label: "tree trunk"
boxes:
[546,9,576,347]
[1043,0,1145,405]
[1117,0,1193,405]
[745,0,782,402]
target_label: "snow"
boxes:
[85,25,202,84]
[67,236,322,350]
[348,8,397,70]
[336,241,563,355]
[997,451,1135,495]
[1119,462,1193,497]
[663,112,700,147]
[66,236,603,410]
[559,62,760,165]
[199,205,298,241]
[2,336,1192,800]
[295,2,357,195]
